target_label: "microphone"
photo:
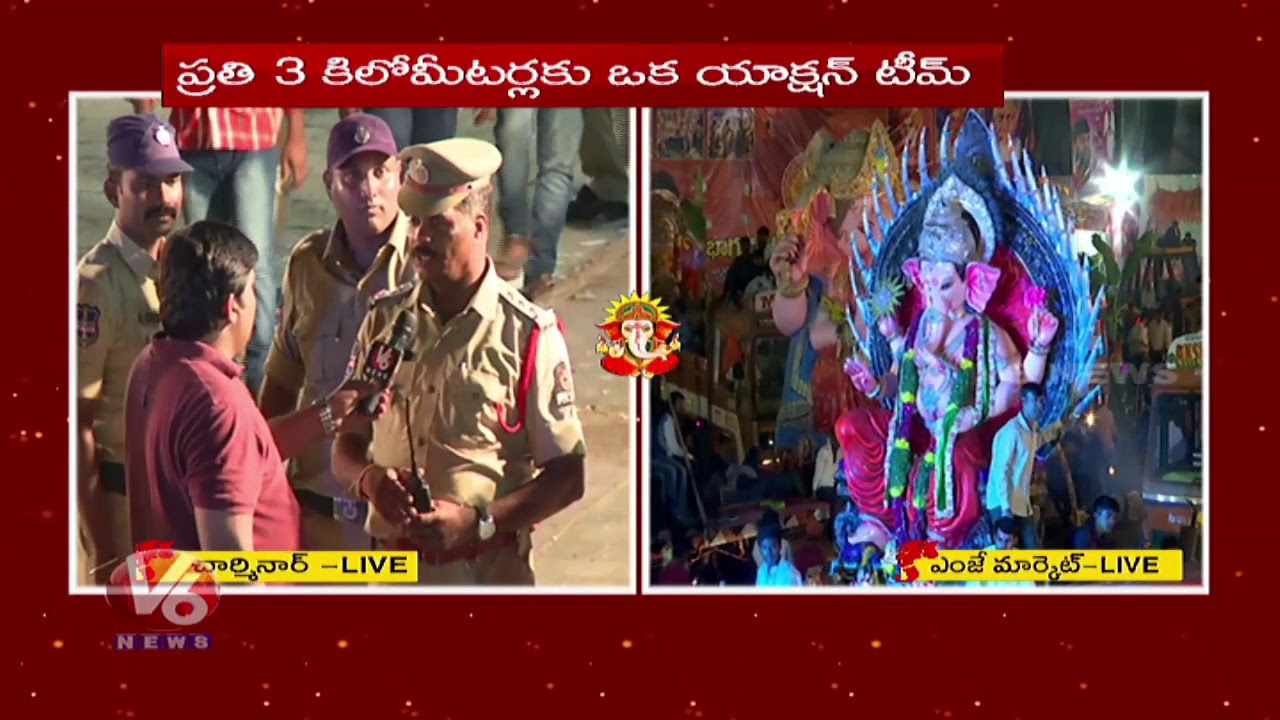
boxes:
[358,310,417,416]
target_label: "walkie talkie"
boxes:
[404,396,434,513]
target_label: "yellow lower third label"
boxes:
[911,550,1183,583]
[189,551,419,583]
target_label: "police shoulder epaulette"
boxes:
[369,281,415,308]
[499,284,555,329]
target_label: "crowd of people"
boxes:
[648,220,1183,587]
[650,373,1143,587]
[76,105,628,586]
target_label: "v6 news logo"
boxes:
[105,543,221,631]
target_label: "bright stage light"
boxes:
[1091,162,1142,206]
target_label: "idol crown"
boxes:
[618,303,657,322]
[919,198,978,265]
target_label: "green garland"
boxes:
[887,319,986,517]
[887,349,918,501]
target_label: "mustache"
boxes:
[145,206,179,221]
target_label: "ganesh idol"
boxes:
[768,121,901,449]
[837,111,1104,550]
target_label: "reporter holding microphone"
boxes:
[332,138,587,586]
[124,220,382,552]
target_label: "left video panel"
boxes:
[70,97,636,594]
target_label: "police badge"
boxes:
[407,157,430,185]
[76,304,101,347]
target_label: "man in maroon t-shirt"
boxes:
[125,220,379,551]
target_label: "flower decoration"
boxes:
[1024,284,1048,308]
[869,277,905,319]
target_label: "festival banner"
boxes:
[652,107,896,296]
[1143,174,1203,246]
[651,103,1040,298]
[1069,99,1116,189]
[160,44,1003,107]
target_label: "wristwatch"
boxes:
[475,505,496,542]
[314,398,338,438]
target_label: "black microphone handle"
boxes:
[358,387,384,416]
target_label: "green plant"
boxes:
[679,168,709,244]
[1089,230,1157,348]
[1088,230,1157,420]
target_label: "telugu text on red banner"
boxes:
[160,44,1003,107]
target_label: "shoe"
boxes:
[494,234,530,281]
[566,186,602,222]
[522,274,556,302]
[567,186,629,224]
[597,201,628,222]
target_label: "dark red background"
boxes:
[158,43,1003,107]
[2,0,1271,718]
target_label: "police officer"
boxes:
[259,113,414,551]
[77,113,190,583]
[332,138,587,585]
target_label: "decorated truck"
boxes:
[1142,331,1203,559]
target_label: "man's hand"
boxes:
[407,499,479,554]
[326,380,387,424]
[281,137,309,191]
[360,466,418,526]
[473,108,496,125]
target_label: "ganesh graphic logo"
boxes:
[372,344,395,372]
[595,291,681,379]
[895,539,939,583]
[105,541,221,631]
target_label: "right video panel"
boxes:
[646,96,1206,592]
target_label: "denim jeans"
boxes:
[652,454,693,525]
[363,108,458,148]
[493,108,584,280]
[180,147,280,395]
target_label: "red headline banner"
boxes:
[160,44,1003,108]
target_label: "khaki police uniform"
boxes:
[346,138,587,585]
[77,222,162,580]
[264,217,415,551]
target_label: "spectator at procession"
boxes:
[1072,495,1122,550]
[487,108,585,299]
[567,108,629,224]
[130,100,310,396]
[755,523,802,587]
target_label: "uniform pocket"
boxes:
[313,332,355,384]
[450,368,511,445]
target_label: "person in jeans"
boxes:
[131,101,310,395]
[489,108,585,298]
[567,108,629,224]
[340,107,457,147]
